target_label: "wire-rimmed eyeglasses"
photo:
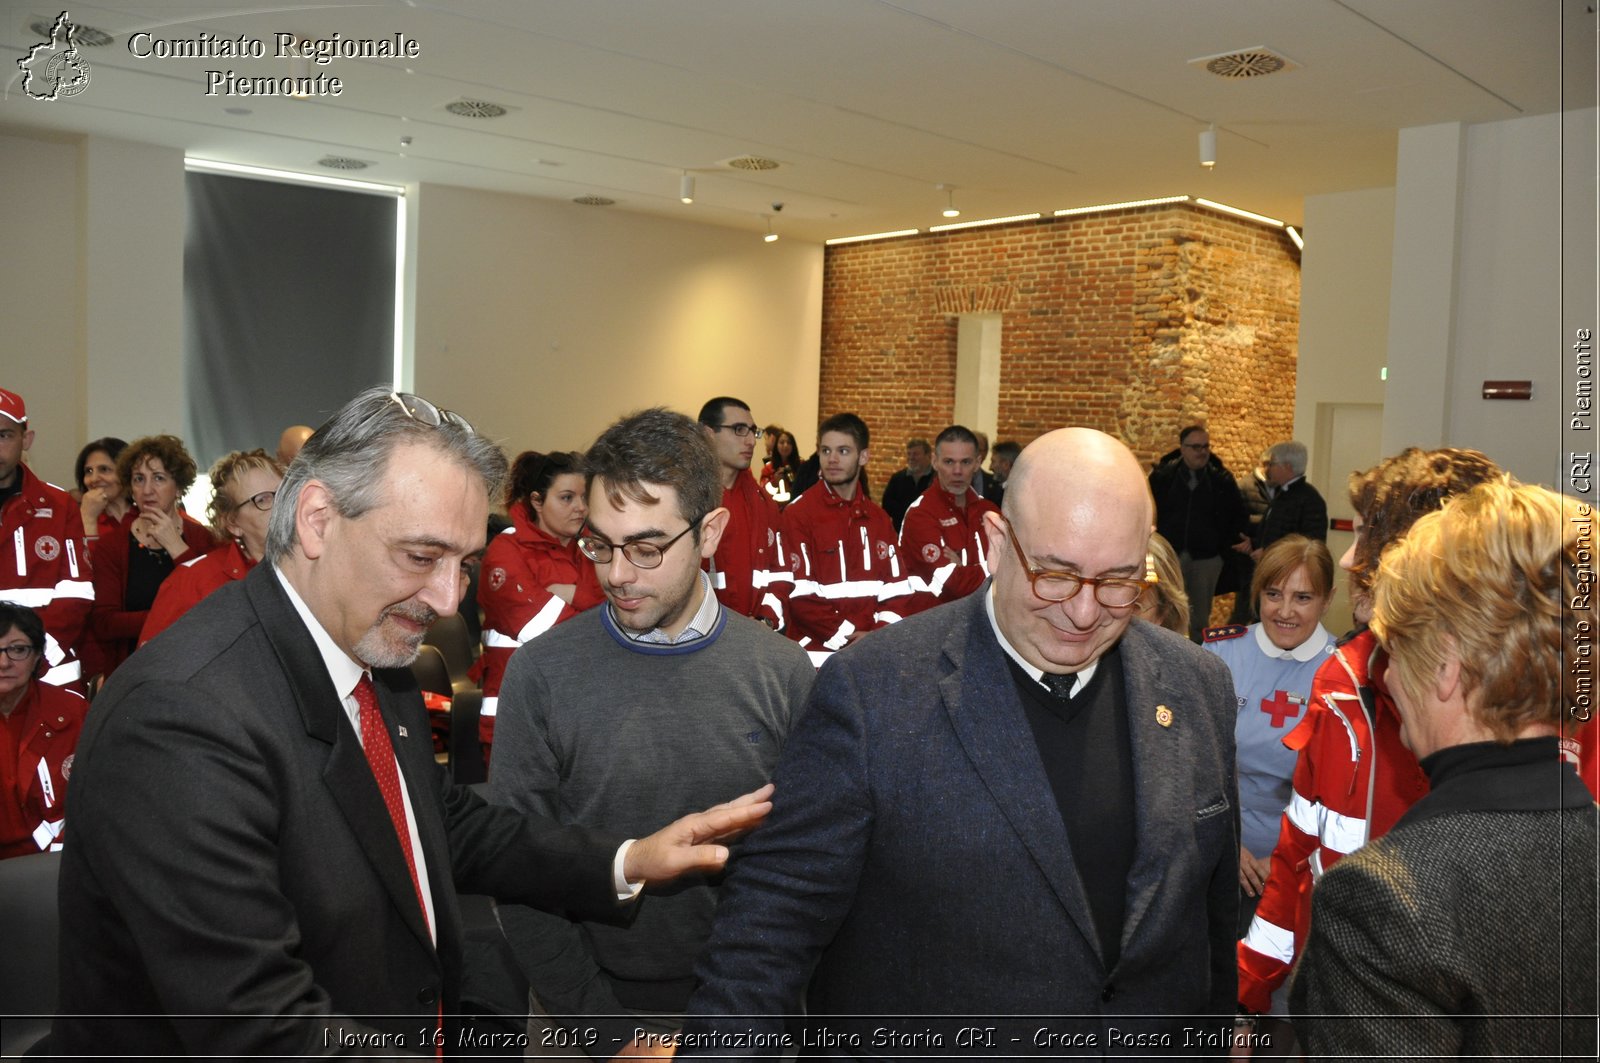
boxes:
[1001,515,1153,609]
[388,391,475,434]
[577,517,703,570]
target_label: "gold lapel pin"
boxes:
[1155,704,1174,728]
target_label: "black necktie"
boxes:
[1042,672,1077,700]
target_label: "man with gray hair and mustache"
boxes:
[54,386,773,1058]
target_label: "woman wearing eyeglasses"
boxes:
[0,601,88,860]
[87,434,216,680]
[139,450,285,647]
[475,451,604,766]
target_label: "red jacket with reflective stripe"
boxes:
[1236,628,1427,1013]
[1,466,92,688]
[705,471,786,629]
[778,480,910,651]
[475,509,602,750]
[898,482,998,607]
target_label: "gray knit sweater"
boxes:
[488,601,814,1054]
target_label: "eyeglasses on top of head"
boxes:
[576,516,703,570]
[0,642,40,661]
[1001,515,1152,609]
[388,391,475,435]
[711,421,759,437]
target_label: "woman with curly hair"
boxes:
[86,434,215,679]
[138,449,284,645]
[1237,446,1503,1039]
[475,450,603,764]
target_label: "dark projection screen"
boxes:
[184,171,397,464]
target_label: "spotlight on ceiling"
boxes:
[763,215,779,243]
[679,172,695,204]
[1199,124,1217,170]
[938,183,960,218]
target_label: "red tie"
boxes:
[354,673,429,926]
[355,674,441,1052]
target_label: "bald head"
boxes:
[987,428,1155,674]
[277,425,315,467]
[1005,428,1154,531]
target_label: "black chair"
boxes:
[0,849,63,1057]
[449,689,487,786]
[424,613,478,694]
[410,644,454,698]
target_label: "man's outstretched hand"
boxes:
[623,783,775,885]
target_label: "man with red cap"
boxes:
[0,388,91,689]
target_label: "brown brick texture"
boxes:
[820,203,1301,481]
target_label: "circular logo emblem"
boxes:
[766,527,776,547]
[920,542,941,564]
[875,539,891,559]
[789,554,802,573]
[46,51,92,98]
[488,566,507,591]
[34,535,61,561]
[61,754,75,780]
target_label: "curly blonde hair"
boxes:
[1372,480,1592,743]
[205,449,285,535]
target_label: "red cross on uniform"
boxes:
[1260,690,1302,729]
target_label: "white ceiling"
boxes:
[1,0,1592,243]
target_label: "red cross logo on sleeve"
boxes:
[1260,690,1304,728]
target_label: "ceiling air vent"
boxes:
[318,156,372,170]
[724,155,780,171]
[1189,47,1297,79]
[30,16,113,46]
[573,195,615,206]
[445,99,508,119]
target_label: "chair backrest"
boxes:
[424,612,477,687]
[0,849,62,1056]
[409,645,454,698]
[450,690,487,786]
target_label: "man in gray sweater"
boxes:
[489,407,815,1058]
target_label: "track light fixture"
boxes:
[679,172,694,204]
[1199,124,1217,170]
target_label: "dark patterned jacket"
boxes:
[1289,738,1598,1060]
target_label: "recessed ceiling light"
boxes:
[318,156,372,171]
[445,99,508,118]
[573,195,615,206]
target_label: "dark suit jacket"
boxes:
[54,564,624,1056]
[685,588,1239,1055]
[1255,477,1327,550]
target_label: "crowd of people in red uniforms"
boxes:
[4,378,1598,1053]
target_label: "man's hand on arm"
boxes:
[621,784,774,887]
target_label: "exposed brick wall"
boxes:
[820,203,1301,483]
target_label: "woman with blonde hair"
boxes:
[1136,532,1189,636]
[1292,481,1597,1057]
[139,449,284,645]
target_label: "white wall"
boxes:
[411,183,823,461]
[1381,109,1597,486]
[0,132,185,487]
[1,131,86,488]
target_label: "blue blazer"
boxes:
[687,587,1239,1054]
